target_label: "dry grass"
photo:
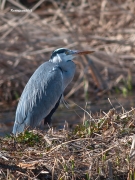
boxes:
[0,108,135,179]
[0,0,135,103]
[0,1,135,179]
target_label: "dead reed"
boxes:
[0,0,135,103]
[0,107,135,179]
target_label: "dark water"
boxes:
[0,95,135,136]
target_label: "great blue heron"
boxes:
[13,48,94,134]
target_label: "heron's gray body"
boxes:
[13,58,75,134]
[12,48,93,135]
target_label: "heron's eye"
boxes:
[65,51,70,55]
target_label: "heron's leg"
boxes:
[44,95,62,124]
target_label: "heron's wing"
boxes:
[13,62,63,134]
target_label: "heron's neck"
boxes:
[59,61,76,90]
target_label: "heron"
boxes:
[12,48,94,134]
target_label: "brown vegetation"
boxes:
[0,1,135,179]
[0,0,135,104]
[0,108,135,179]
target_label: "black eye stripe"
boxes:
[51,48,69,59]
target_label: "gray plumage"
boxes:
[13,48,93,135]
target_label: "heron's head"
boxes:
[50,48,94,63]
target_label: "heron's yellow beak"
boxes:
[71,50,94,56]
